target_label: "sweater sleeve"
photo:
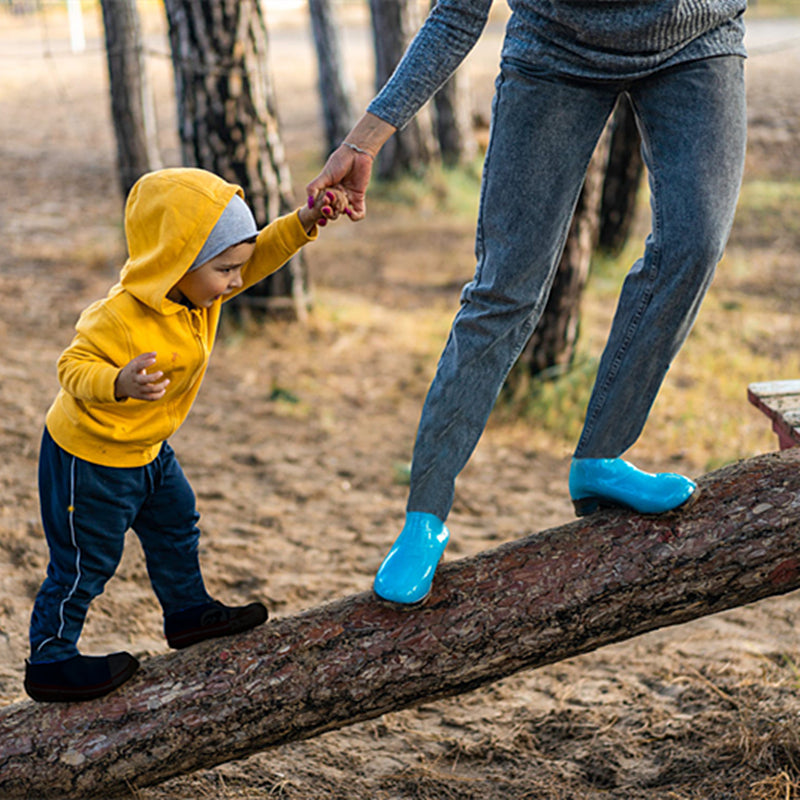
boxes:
[234,210,317,296]
[57,303,129,404]
[367,0,493,130]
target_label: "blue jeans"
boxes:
[407,55,746,521]
[30,429,212,662]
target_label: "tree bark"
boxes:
[433,69,477,167]
[598,94,645,255]
[308,0,356,155]
[100,0,162,198]
[513,125,612,379]
[429,1,476,167]
[163,0,308,319]
[368,0,437,179]
[3,450,800,799]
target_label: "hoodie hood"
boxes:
[120,168,243,314]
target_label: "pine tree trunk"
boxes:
[429,0,476,167]
[368,0,437,179]
[2,450,800,799]
[513,126,612,379]
[99,0,162,198]
[308,0,355,155]
[433,70,477,167]
[163,0,308,319]
[598,94,645,255]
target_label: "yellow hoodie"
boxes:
[46,168,316,467]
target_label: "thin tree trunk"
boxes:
[2,450,800,799]
[433,70,476,167]
[513,126,612,379]
[430,0,475,167]
[163,0,308,320]
[308,0,355,155]
[599,94,645,255]
[100,0,162,198]
[368,0,436,179]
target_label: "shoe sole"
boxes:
[167,606,269,649]
[371,589,431,609]
[572,486,701,518]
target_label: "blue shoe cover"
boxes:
[569,457,696,516]
[373,511,450,604]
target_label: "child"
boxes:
[25,167,347,702]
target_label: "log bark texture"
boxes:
[2,450,800,798]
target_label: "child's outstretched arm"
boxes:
[232,187,350,298]
[114,352,170,401]
[298,187,349,234]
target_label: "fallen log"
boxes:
[2,450,800,798]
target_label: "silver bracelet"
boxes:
[342,141,374,159]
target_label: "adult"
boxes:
[307,1,747,605]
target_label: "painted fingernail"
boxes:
[318,218,327,227]
[307,195,315,209]
[322,205,332,216]
[325,191,335,202]
[345,207,353,217]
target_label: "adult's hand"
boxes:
[306,144,373,221]
[305,113,396,221]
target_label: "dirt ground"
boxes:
[2,6,800,799]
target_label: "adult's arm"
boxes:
[306,113,394,220]
[306,0,494,218]
[367,0,493,130]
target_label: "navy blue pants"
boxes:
[29,429,212,663]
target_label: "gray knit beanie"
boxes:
[189,193,258,272]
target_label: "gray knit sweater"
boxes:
[368,0,747,130]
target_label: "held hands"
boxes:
[304,113,397,221]
[305,143,374,221]
[114,352,170,402]
[298,186,350,233]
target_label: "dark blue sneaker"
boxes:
[25,652,139,703]
[165,600,268,649]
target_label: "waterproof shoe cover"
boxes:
[165,599,268,649]
[24,651,140,703]
[569,457,696,516]
[373,511,450,605]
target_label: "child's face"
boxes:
[168,240,256,308]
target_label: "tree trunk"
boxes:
[429,0,476,167]
[308,0,355,155]
[163,0,308,320]
[598,94,645,255]
[99,0,162,198]
[513,125,612,379]
[433,70,477,167]
[2,450,800,799]
[368,0,437,179]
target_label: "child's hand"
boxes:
[114,352,170,401]
[299,187,349,233]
